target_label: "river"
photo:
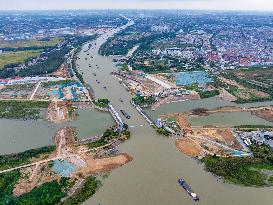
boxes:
[0,109,114,155]
[76,19,273,205]
[145,97,273,127]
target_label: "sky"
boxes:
[0,0,273,11]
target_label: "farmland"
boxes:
[0,37,61,50]
[0,50,42,69]
[221,68,273,103]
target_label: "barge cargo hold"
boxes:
[120,110,131,119]
[178,179,199,202]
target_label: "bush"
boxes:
[62,176,98,205]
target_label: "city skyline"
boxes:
[1,0,273,11]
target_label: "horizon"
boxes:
[1,0,273,12]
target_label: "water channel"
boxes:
[0,109,114,155]
[74,19,273,205]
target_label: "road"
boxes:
[29,82,41,100]
[0,156,62,174]
[0,144,113,175]
[79,17,273,205]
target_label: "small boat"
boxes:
[178,179,199,202]
[119,98,123,103]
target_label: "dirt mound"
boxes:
[175,138,203,157]
[76,153,133,175]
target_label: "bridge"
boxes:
[108,103,124,132]
[131,100,154,126]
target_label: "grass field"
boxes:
[0,50,42,69]
[0,37,61,49]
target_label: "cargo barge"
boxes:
[178,179,199,202]
[120,110,131,119]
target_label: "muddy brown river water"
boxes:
[74,20,273,205]
[0,18,272,205]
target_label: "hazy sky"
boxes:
[0,0,273,11]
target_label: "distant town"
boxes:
[0,10,273,205]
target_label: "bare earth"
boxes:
[175,138,203,157]
[76,153,133,175]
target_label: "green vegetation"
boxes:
[202,145,273,186]
[87,127,118,149]
[223,71,273,103]
[234,96,272,104]
[0,100,49,120]
[15,178,72,205]
[234,125,273,131]
[154,125,170,137]
[119,64,129,71]
[198,89,220,99]
[0,170,20,205]
[0,50,42,70]
[183,84,220,99]
[0,37,61,50]
[62,176,99,205]
[101,127,118,142]
[184,83,199,91]
[87,139,108,149]
[0,145,56,171]
[68,106,78,119]
[269,175,273,184]
[0,172,73,205]
[87,126,131,148]
[94,98,109,108]
[42,80,76,88]
[132,96,156,107]
[0,36,95,78]
[120,124,131,141]
[0,83,35,92]
[230,68,273,97]
[99,29,143,56]
[71,49,84,83]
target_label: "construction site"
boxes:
[112,70,200,109]
[4,126,132,197]
[160,105,273,158]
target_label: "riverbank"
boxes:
[0,124,133,204]
[75,16,273,205]
[202,145,273,187]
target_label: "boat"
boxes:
[120,110,130,119]
[178,179,199,202]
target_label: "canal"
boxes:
[76,19,273,205]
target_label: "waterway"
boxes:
[145,97,273,127]
[188,112,273,127]
[76,19,273,205]
[0,108,114,155]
